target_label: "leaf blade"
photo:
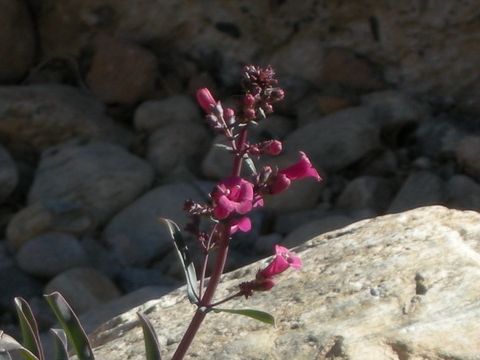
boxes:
[159,218,199,304]
[137,313,162,360]
[13,298,44,360]
[211,308,275,326]
[0,331,38,360]
[50,329,69,360]
[44,292,95,360]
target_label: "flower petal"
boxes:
[214,195,234,219]
[280,152,321,181]
[230,216,252,234]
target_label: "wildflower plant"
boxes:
[0,65,321,360]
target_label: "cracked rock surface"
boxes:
[84,206,480,359]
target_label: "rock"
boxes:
[6,201,93,250]
[80,286,175,334]
[45,267,121,315]
[134,96,201,132]
[80,237,121,278]
[361,90,428,127]
[265,180,323,213]
[282,214,354,248]
[88,206,480,359]
[0,241,14,270]
[253,233,283,256]
[273,208,328,235]
[16,232,88,277]
[28,141,154,226]
[296,95,352,126]
[0,0,35,82]
[415,117,464,158]
[116,267,179,293]
[86,34,157,104]
[388,171,445,213]
[147,122,210,178]
[0,266,42,309]
[336,176,394,212]
[320,47,385,91]
[455,136,480,180]
[103,182,209,266]
[201,135,233,179]
[0,85,132,152]
[447,175,480,211]
[0,145,18,203]
[282,106,380,172]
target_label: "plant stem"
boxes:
[171,224,230,360]
[208,291,243,308]
[232,127,248,177]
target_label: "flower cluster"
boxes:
[186,65,322,293]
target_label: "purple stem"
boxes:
[171,125,249,360]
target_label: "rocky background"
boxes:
[0,0,479,345]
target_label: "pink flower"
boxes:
[211,177,255,220]
[258,245,302,279]
[196,88,217,113]
[230,216,251,234]
[270,152,321,194]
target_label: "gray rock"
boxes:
[147,122,210,178]
[296,94,352,127]
[253,233,284,256]
[28,141,154,226]
[86,206,480,360]
[0,266,42,309]
[6,201,93,250]
[273,208,328,235]
[362,90,428,127]
[0,145,18,203]
[104,182,208,266]
[388,171,445,213]
[45,267,121,315]
[282,106,380,172]
[80,286,176,334]
[265,179,323,213]
[80,237,121,278]
[0,85,132,152]
[86,33,157,104]
[134,95,201,132]
[336,176,394,212]
[202,135,232,179]
[282,214,354,248]
[415,117,465,158]
[0,241,14,270]
[16,233,88,277]
[116,267,179,293]
[455,135,480,180]
[447,175,480,211]
[0,0,35,82]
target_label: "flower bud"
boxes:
[262,140,282,156]
[271,88,285,101]
[244,94,256,107]
[196,88,217,113]
[244,108,256,119]
[224,107,235,118]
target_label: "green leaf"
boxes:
[211,308,275,326]
[159,218,199,304]
[14,298,44,360]
[44,292,95,360]
[0,331,38,360]
[244,157,257,175]
[137,313,162,360]
[50,329,69,360]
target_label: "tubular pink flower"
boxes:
[258,245,302,279]
[270,173,291,194]
[229,216,251,234]
[280,152,321,181]
[196,88,217,113]
[211,177,255,220]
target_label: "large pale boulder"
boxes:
[85,206,480,359]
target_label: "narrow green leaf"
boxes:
[44,292,95,360]
[137,313,161,360]
[244,157,257,175]
[0,331,38,360]
[211,308,275,326]
[50,329,69,360]
[14,298,44,360]
[159,218,199,304]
